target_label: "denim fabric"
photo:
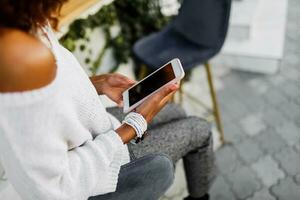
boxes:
[89,154,174,200]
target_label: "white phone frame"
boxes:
[123,58,185,113]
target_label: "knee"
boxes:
[152,154,175,185]
[146,154,175,192]
[189,117,212,145]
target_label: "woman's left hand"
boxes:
[90,73,136,107]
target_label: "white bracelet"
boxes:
[122,112,147,138]
[126,112,147,132]
[129,113,147,133]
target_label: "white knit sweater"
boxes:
[0,26,130,200]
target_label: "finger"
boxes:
[122,81,136,87]
[163,90,176,102]
[117,84,135,93]
[135,84,178,115]
[107,74,134,87]
[118,100,124,107]
[115,74,136,84]
[116,78,135,88]
[147,90,177,120]
[126,79,136,84]
[115,95,124,107]
[154,84,178,101]
[145,84,176,105]
[159,90,177,108]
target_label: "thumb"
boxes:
[117,98,124,107]
[158,83,178,98]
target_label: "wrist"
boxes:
[122,112,148,144]
[115,123,136,144]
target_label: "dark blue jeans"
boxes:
[89,154,174,200]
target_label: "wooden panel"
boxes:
[59,0,100,28]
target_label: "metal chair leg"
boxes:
[204,62,225,145]
[171,93,176,103]
[178,80,184,104]
[138,64,148,80]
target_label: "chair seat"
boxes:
[133,25,219,70]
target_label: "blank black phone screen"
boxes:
[129,63,175,106]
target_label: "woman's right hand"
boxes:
[115,83,178,144]
[136,83,179,123]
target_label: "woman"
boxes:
[0,1,214,200]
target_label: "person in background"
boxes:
[0,0,214,199]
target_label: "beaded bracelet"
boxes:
[122,112,148,143]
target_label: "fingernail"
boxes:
[171,84,178,90]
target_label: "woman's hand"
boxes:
[116,83,179,143]
[136,83,179,123]
[90,73,135,106]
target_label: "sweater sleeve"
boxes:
[0,89,128,200]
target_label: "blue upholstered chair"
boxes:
[133,0,231,144]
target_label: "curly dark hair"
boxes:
[0,0,68,32]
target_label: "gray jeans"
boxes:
[90,103,214,200]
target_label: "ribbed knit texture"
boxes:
[0,26,130,200]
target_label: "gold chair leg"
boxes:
[178,80,184,104]
[204,62,225,145]
[171,94,176,103]
[138,64,148,80]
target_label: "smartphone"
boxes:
[122,58,185,113]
